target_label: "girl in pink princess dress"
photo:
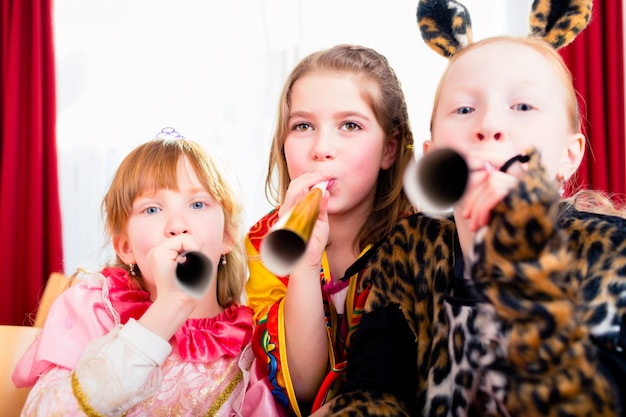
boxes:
[12,131,283,416]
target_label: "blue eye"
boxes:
[456,106,473,115]
[145,207,160,215]
[513,103,533,111]
[192,201,205,209]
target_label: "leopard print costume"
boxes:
[318,1,622,414]
[529,0,592,49]
[323,150,624,416]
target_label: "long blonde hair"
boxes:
[266,44,415,250]
[101,137,246,306]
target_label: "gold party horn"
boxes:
[261,181,328,276]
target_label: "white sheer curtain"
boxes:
[54,0,532,274]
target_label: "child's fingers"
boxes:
[463,171,519,231]
[280,173,332,217]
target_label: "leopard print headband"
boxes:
[416,0,592,58]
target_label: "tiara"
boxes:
[155,127,184,140]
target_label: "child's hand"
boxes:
[145,234,204,303]
[279,172,331,218]
[280,172,332,271]
[302,186,330,270]
[137,234,206,340]
[458,151,526,231]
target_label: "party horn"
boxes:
[403,148,530,211]
[175,251,213,299]
[260,181,328,276]
[403,148,469,211]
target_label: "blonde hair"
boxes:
[266,44,415,250]
[431,36,624,217]
[101,138,246,307]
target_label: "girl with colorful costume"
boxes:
[245,44,416,416]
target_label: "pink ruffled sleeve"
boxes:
[12,274,116,387]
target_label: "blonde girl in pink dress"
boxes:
[12,130,280,416]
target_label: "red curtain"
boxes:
[560,0,626,198]
[1,0,63,325]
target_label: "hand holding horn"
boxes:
[261,181,328,276]
[175,251,213,299]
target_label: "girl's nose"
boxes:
[167,214,189,236]
[477,131,502,141]
[311,131,336,161]
[476,108,503,141]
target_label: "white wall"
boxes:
[54,0,533,274]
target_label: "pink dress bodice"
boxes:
[13,268,262,416]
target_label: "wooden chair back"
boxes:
[0,325,40,416]
[34,272,72,327]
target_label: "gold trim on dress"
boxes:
[204,369,243,417]
[71,371,127,417]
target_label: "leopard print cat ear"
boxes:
[416,0,472,58]
[417,0,592,58]
[529,0,592,49]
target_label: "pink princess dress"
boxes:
[12,267,285,417]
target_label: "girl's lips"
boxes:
[313,180,329,192]
[313,179,335,191]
